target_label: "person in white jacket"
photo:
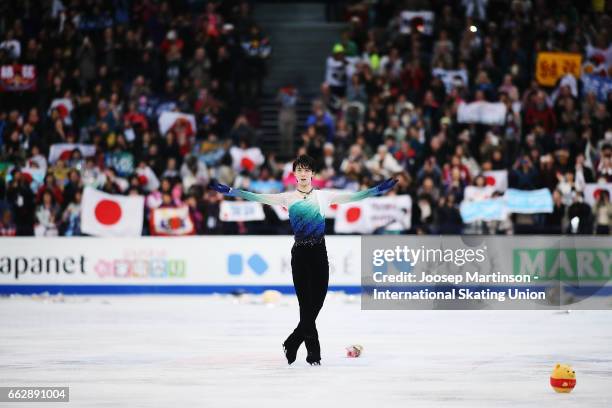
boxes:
[180,155,209,190]
[366,145,404,180]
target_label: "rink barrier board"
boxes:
[2,236,612,296]
[0,236,363,289]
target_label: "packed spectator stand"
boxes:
[0,0,611,237]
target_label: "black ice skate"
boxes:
[304,335,321,365]
[282,330,304,365]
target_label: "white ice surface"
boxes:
[1,293,611,408]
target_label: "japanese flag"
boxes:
[583,183,612,206]
[333,196,411,233]
[48,143,96,164]
[135,165,160,192]
[81,187,144,237]
[229,146,264,173]
[49,98,74,125]
[483,170,508,192]
[334,202,372,233]
[158,111,197,137]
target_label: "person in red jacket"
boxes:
[525,91,556,134]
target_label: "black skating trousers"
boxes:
[290,239,329,337]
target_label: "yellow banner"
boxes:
[592,0,605,12]
[535,52,582,86]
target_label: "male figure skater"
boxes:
[209,155,397,365]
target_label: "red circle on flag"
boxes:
[330,203,338,210]
[594,189,604,200]
[95,199,122,225]
[346,207,361,223]
[241,157,255,171]
[485,176,496,186]
[169,217,182,230]
[59,150,73,161]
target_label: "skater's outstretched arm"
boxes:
[209,180,287,206]
[328,178,398,205]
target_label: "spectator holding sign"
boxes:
[593,190,612,234]
[325,44,348,97]
[0,208,16,236]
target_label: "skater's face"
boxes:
[295,165,313,186]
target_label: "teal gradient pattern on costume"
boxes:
[288,199,325,242]
[230,189,264,202]
[228,189,282,206]
[330,186,381,204]
[345,187,378,203]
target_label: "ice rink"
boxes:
[1,293,611,407]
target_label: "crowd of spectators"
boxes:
[308,0,612,235]
[0,0,611,237]
[0,0,274,236]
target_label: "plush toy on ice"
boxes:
[550,364,576,393]
[346,345,363,358]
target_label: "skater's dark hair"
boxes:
[293,154,316,172]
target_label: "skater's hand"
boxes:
[375,178,398,194]
[208,179,232,194]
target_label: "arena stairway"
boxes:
[253,2,346,160]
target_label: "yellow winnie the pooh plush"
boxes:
[550,364,576,393]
